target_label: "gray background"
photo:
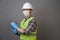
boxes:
[0,0,60,40]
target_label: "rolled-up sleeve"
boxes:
[23,19,36,35]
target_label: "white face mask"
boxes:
[23,10,29,17]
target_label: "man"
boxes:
[10,2,37,40]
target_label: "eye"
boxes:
[23,9,32,11]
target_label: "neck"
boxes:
[25,15,32,19]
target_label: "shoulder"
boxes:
[30,18,36,23]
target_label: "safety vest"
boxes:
[19,16,37,40]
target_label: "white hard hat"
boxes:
[22,2,33,9]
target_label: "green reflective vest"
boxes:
[19,16,37,40]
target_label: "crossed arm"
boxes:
[16,19,36,35]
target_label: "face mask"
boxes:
[23,10,29,17]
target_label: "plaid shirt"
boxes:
[23,18,36,35]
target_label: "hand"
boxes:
[10,22,18,29]
[13,29,18,34]
[13,29,20,36]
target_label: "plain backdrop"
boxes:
[0,0,60,40]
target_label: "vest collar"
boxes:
[25,15,32,20]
